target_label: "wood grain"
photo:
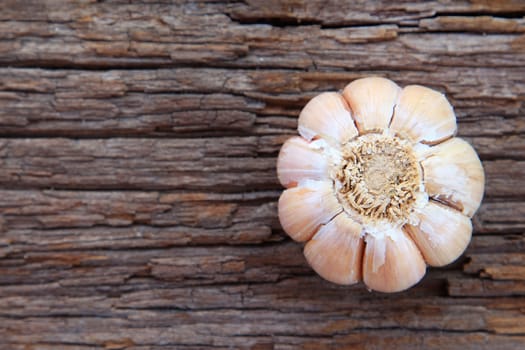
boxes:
[1,1,525,349]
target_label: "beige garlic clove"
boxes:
[278,180,342,242]
[420,137,484,217]
[298,92,359,146]
[390,85,457,144]
[363,229,426,293]
[405,201,472,267]
[342,77,401,133]
[304,213,364,285]
[277,136,329,188]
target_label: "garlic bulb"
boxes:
[277,77,485,293]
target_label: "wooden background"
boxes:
[1,1,525,349]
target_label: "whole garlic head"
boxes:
[277,77,484,293]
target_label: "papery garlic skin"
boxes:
[406,201,472,267]
[363,229,426,293]
[419,138,484,217]
[343,77,401,133]
[298,92,359,146]
[278,180,342,242]
[304,214,364,285]
[391,85,457,144]
[277,77,485,293]
[277,137,329,188]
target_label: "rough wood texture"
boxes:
[1,1,525,349]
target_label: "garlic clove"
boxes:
[278,180,342,242]
[405,201,472,267]
[342,77,401,133]
[420,137,484,217]
[391,85,457,144]
[363,229,426,293]
[298,92,359,146]
[304,213,364,285]
[277,136,330,188]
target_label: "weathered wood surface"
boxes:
[1,1,525,349]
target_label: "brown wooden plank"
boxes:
[464,254,525,280]
[0,2,524,69]
[420,16,525,33]
[1,1,524,349]
[227,1,525,26]
[448,277,525,297]
[0,67,524,138]
[1,326,524,350]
